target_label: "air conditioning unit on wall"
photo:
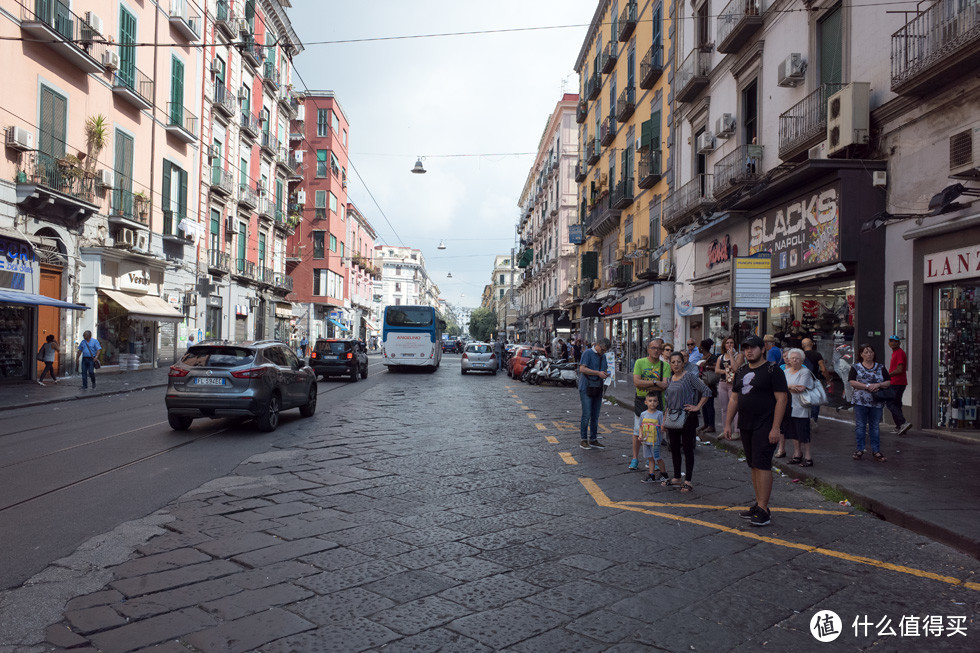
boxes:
[117,228,136,247]
[102,50,120,71]
[225,216,239,235]
[777,53,806,87]
[135,232,150,252]
[98,169,114,188]
[827,82,870,155]
[696,131,716,154]
[715,114,736,139]
[6,126,33,151]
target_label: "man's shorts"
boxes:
[741,421,777,470]
[642,441,662,462]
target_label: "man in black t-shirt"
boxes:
[723,335,788,527]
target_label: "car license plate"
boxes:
[472,363,484,367]
[194,377,225,385]
[403,353,414,357]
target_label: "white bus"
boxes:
[381,305,446,372]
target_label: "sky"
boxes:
[286,0,599,310]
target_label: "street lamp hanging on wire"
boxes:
[411,157,426,174]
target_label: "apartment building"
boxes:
[515,94,580,344]
[571,0,673,372]
[345,202,381,340]
[376,246,439,309]
[486,254,517,340]
[285,91,352,339]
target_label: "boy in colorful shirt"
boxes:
[639,393,669,483]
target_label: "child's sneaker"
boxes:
[656,473,670,483]
[628,458,639,470]
[641,474,659,484]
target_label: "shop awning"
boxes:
[0,289,88,310]
[770,263,847,286]
[363,319,378,331]
[100,289,185,322]
[329,318,349,331]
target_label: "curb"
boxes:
[0,383,169,413]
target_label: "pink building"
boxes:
[346,202,380,339]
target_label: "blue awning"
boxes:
[0,289,88,310]
[329,318,349,331]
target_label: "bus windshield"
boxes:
[385,307,434,328]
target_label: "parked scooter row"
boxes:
[520,354,578,386]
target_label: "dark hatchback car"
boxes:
[166,341,317,432]
[309,338,368,381]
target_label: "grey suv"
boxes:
[166,340,317,432]
[309,338,368,381]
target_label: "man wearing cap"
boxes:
[887,335,912,435]
[723,335,789,527]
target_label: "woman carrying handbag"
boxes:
[783,349,816,466]
[715,336,743,440]
[662,351,711,492]
[848,343,892,462]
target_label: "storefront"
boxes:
[97,277,184,368]
[275,303,292,342]
[692,221,749,347]
[620,283,665,373]
[599,299,625,373]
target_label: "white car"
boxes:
[460,343,497,375]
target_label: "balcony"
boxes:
[212,84,236,119]
[108,189,150,228]
[240,112,260,139]
[20,1,107,74]
[576,279,594,300]
[778,83,844,160]
[260,131,279,156]
[637,148,663,188]
[663,174,714,232]
[585,193,622,238]
[240,38,264,69]
[575,160,588,182]
[256,195,273,220]
[640,45,664,89]
[238,184,258,210]
[165,103,198,143]
[607,262,633,287]
[208,249,231,275]
[14,151,98,220]
[214,0,235,39]
[676,50,711,103]
[601,42,619,73]
[262,60,280,91]
[274,273,293,293]
[162,210,193,244]
[112,64,153,112]
[891,0,980,95]
[168,0,200,42]
[713,144,764,197]
[618,1,637,42]
[716,0,763,54]
[611,177,635,210]
[586,73,601,101]
[600,116,617,146]
[234,258,256,280]
[616,86,636,121]
[209,165,235,197]
[586,138,601,165]
[258,266,275,286]
[576,99,588,124]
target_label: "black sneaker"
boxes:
[579,440,591,449]
[641,474,658,484]
[589,440,605,449]
[739,503,759,520]
[750,508,771,527]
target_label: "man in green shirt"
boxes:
[630,338,671,471]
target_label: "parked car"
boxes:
[166,340,317,432]
[508,346,546,380]
[461,342,497,375]
[309,338,368,381]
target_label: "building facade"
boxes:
[345,202,380,340]
[486,254,517,339]
[376,246,440,310]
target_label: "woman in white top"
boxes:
[783,348,815,466]
[715,336,743,440]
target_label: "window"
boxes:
[162,160,188,232]
[396,265,402,276]
[395,282,401,292]
[342,129,347,147]
[329,234,337,252]
[38,85,67,160]
[316,150,327,177]
[499,274,505,285]
[113,128,134,217]
[330,151,340,176]
[331,110,340,133]
[742,79,758,144]
[118,6,137,88]
[240,157,248,187]
[649,200,662,249]
[313,269,325,295]
[237,220,247,269]
[258,232,266,267]
[313,231,325,258]
[317,109,329,136]
[314,190,326,220]
[818,4,843,86]
[499,289,504,299]
[329,191,338,213]
[170,56,185,126]
[210,208,220,251]
[894,282,908,340]
[240,84,250,115]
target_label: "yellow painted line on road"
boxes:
[545,435,559,444]
[535,423,547,431]
[521,405,530,411]
[527,413,537,419]
[580,478,980,592]
[558,452,578,465]
[619,500,851,517]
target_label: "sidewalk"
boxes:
[0,367,171,412]
[603,376,980,560]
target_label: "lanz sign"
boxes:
[924,246,980,284]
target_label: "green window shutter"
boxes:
[650,110,661,150]
[162,161,172,211]
[258,233,266,264]
[119,7,136,88]
[238,223,246,260]
[170,57,184,124]
[178,167,188,218]
[652,4,662,46]
[581,251,598,279]
[38,85,67,159]
[640,119,652,149]
[210,209,220,235]
[114,129,134,215]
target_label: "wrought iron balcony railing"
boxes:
[663,174,714,231]
[618,1,637,42]
[212,83,236,118]
[778,83,844,160]
[576,99,588,124]
[238,184,258,209]
[891,0,980,95]
[20,0,107,73]
[676,49,711,102]
[169,0,200,41]
[601,42,619,73]
[112,64,153,111]
[640,44,664,89]
[210,165,235,197]
[716,0,763,54]
[16,150,96,205]
[166,102,197,143]
[600,115,617,146]
[240,112,260,139]
[637,148,663,189]
[616,86,635,121]
[713,144,764,197]
[208,249,231,274]
[586,138,601,165]
[611,176,634,210]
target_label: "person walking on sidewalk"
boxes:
[716,336,743,440]
[75,330,102,390]
[662,351,711,493]
[849,343,892,462]
[802,338,831,429]
[723,335,788,527]
[37,334,59,385]
[887,335,912,435]
[629,338,670,470]
[783,348,815,467]
[578,337,611,450]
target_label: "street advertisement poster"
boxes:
[733,256,772,309]
[605,350,615,387]
[569,224,585,245]
[748,183,840,274]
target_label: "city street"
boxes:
[1,355,978,652]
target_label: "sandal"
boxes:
[852,451,864,460]
[789,456,803,465]
[800,459,813,467]
[774,451,786,458]
[872,451,887,462]
[680,482,694,493]
[661,478,683,488]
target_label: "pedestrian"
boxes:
[723,335,789,527]
[75,330,102,390]
[630,338,670,470]
[848,343,892,462]
[492,336,504,370]
[578,337,611,450]
[300,335,309,357]
[886,335,912,435]
[551,334,561,359]
[686,338,703,364]
[37,334,59,385]
[572,339,583,363]
[801,338,831,428]
[638,393,669,484]
[715,336,743,440]
[782,348,815,467]
[661,351,711,493]
[764,334,783,364]
[697,338,719,434]
[660,342,674,362]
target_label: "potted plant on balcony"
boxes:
[133,191,150,220]
[287,213,301,230]
[84,114,108,178]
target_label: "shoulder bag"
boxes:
[869,364,894,401]
[663,409,687,430]
[36,344,46,362]
[585,374,603,397]
[798,370,829,407]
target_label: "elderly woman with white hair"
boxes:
[783,347,816,466]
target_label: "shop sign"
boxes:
[0,235,36,291]
[693,280,730,306]
[732,255,771,309]
[924,245,980,284]
[620,285,661,317]
[568,224,585,245]
[207,295,223,308]
[598,302,622,316]
[118,261,152,293]
[676,298,699,316]
[748,183,840,275]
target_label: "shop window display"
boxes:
[0,305,29,379]
[97,296,157,365]
[937,285,980,430]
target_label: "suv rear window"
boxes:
[466,344,491,354]
[315,340,351,354]
[182,346,255,367]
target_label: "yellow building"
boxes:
[572,1,672,370]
